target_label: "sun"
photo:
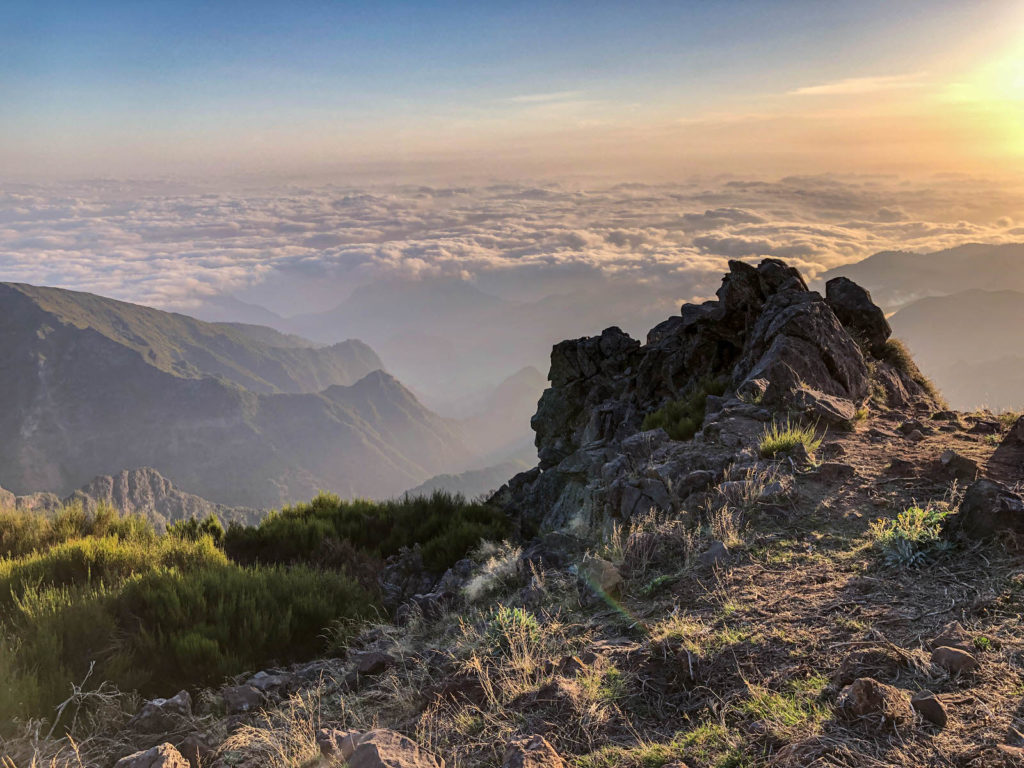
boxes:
[939,43,1024,161]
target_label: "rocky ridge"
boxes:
[0,466,262,528]
[496,259,938,534]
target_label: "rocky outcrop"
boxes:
[825,277,891,356]
[496,259,939,533]
[946,478,1024,538]
[0,467,262,530]
[66,468,262,529]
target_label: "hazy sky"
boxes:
[4,0,1024,180]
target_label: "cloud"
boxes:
[502,90,585,104]
[789,72,928,96]
[1,175,1022,318]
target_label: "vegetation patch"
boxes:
[642,376,729,441]
[224,490,508,574]
[758,419,822,458]
[868,503,951,568]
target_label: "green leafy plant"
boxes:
[758,419,822,458]
[868,504,951,568]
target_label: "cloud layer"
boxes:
[1,174,1022,318]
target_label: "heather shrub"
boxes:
[224,490,508,573]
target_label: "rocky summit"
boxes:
[497,259,939,533]
[9,259,1024,768]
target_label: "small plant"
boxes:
[973,635,993,652]
[642,375,728,441]
[486,605,542,657]
[758,419,822,458]
[868,504,951,568]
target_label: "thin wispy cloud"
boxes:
[789,72,928,96]
[502,90,586,104]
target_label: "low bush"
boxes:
[642,376,729,441]
[224,490,509,573]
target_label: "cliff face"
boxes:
[497,259,940,532]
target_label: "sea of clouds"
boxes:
[2,173,1023,317]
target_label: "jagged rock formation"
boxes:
[0,467,262,528]
[496,259,940,532]
[0,283,470,506]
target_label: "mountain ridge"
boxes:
[0,283,470,506]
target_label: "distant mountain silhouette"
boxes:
[0,283,469,506]
[890,289,1024,410]
[282,277,677,405]
[820,243,1024,308]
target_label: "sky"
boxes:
[4,0,1024,180]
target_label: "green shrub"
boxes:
[167,514,225,545]
[0,544,374,723]
[0,501,154,559]
[224,490,508,574]
[642,376,729,441]
[868,504,951,568]
[758,419,822,458]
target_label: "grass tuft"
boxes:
[758,419,822,458]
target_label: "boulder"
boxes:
[222,684,263,715]
[937,450,980,482]
[825,277,891,356]
[176,734,213,768]
[245,670,289,693]
[114,744,189,768]
[503,735,566,768]
[318,728,363,761]
[492,259,932,534]
[348,729,445,768]
[791,388,858,427]
[835,677,914,725]
[931,646,979,675]
[911,690,948,727]
[128,690,192,732]
[947,478,1024,538]
[351,650,398,677]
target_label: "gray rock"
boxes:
[128,690,192,732]
[825,276,892,356]
[792,387,858,427]
[947,478,1024,538]
[503,734,566,768]
[114,744,189,768]
[222,684,263,714]
[318,728,362,760]
[348,729,445,768]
